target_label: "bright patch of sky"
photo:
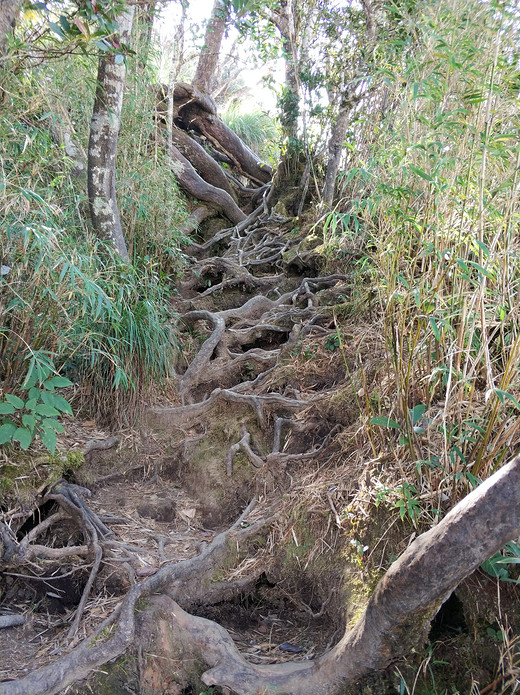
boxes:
[155,0,282,114]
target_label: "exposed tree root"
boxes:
[13,455,511,695]
[0,499,279,695]
[134,456,520,695]
[149,386,316,430]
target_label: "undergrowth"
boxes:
[326,0,520,520]
[0,18,188,430]
[321,0,520,691]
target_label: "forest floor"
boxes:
[0,209,517,695]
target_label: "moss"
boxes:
[135,598,149,612]
[88,623,116,647]
[68,655,138,694]
[0,448,86,502]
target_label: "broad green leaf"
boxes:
[410,404,426,425]
[0,402,16,415]
[42,418,65,433]
[35,403,60,417]
[58,15,71,32]
[5,394,25,409]
[40,427,57,454]
[28,387,41,400]
[41,390,58,407]
[0,422,17,444]
[45,376,73,390]
[48,21,65,37]
[48,393,71,415]
[22,413,36,430]
[370,416,402,430]
[25,398,38,411]
[13,427,33,450]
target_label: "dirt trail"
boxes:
[0,209,356,694]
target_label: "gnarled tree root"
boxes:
[5,455,517,695]
[0,499,278,695]
[136,455,520,695]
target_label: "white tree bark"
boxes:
[87,3,135,262]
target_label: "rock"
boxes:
[137,499,176,522]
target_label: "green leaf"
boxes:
[494,389,520,410]
[475,240,490,258]
[40,391,72,414]
[58,15,71,32]
[114,53,125,65]
[13,427,33,450]
[409,164,434,182]
[5,394,25,409]
[40,427,57,454]
[41,390,58,407]
[429,317,441,342]
[0,422,17,444]
[0,402,16,415]
[28,387,41,400]
[45,376,73,390]
[370,416,402,430]
[42,418,65,433]
[94,39,111,52]
[35,403,60,417]
[22,413,36,430]
[25,398,38,411]
[48,21,65,37]
[410,404,426,426]
[467,260,494,280]
[22,368,38,390]
[50,394,72,415]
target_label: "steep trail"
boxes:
[2,204,517,695]
[0,209,357,695]
[147,207,353,526]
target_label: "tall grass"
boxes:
[0,223,177,425]
[0,34,186,427]
[221,103,279,161]
[329,0,520,505]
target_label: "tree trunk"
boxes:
[178,100,272,185]
[193,0,229,94]
[87,3,135,262]
[136,1,157,71]
[270,0,300,144]
[170,125,238,199]
[322,0,376,207]
[200,454,520,694]
[0,0,21,55]
[322,96,354,207]
[168,144,246,224]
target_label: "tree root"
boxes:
[106,454,520,695]
[0,499,279,695]
[226,422,339,475]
